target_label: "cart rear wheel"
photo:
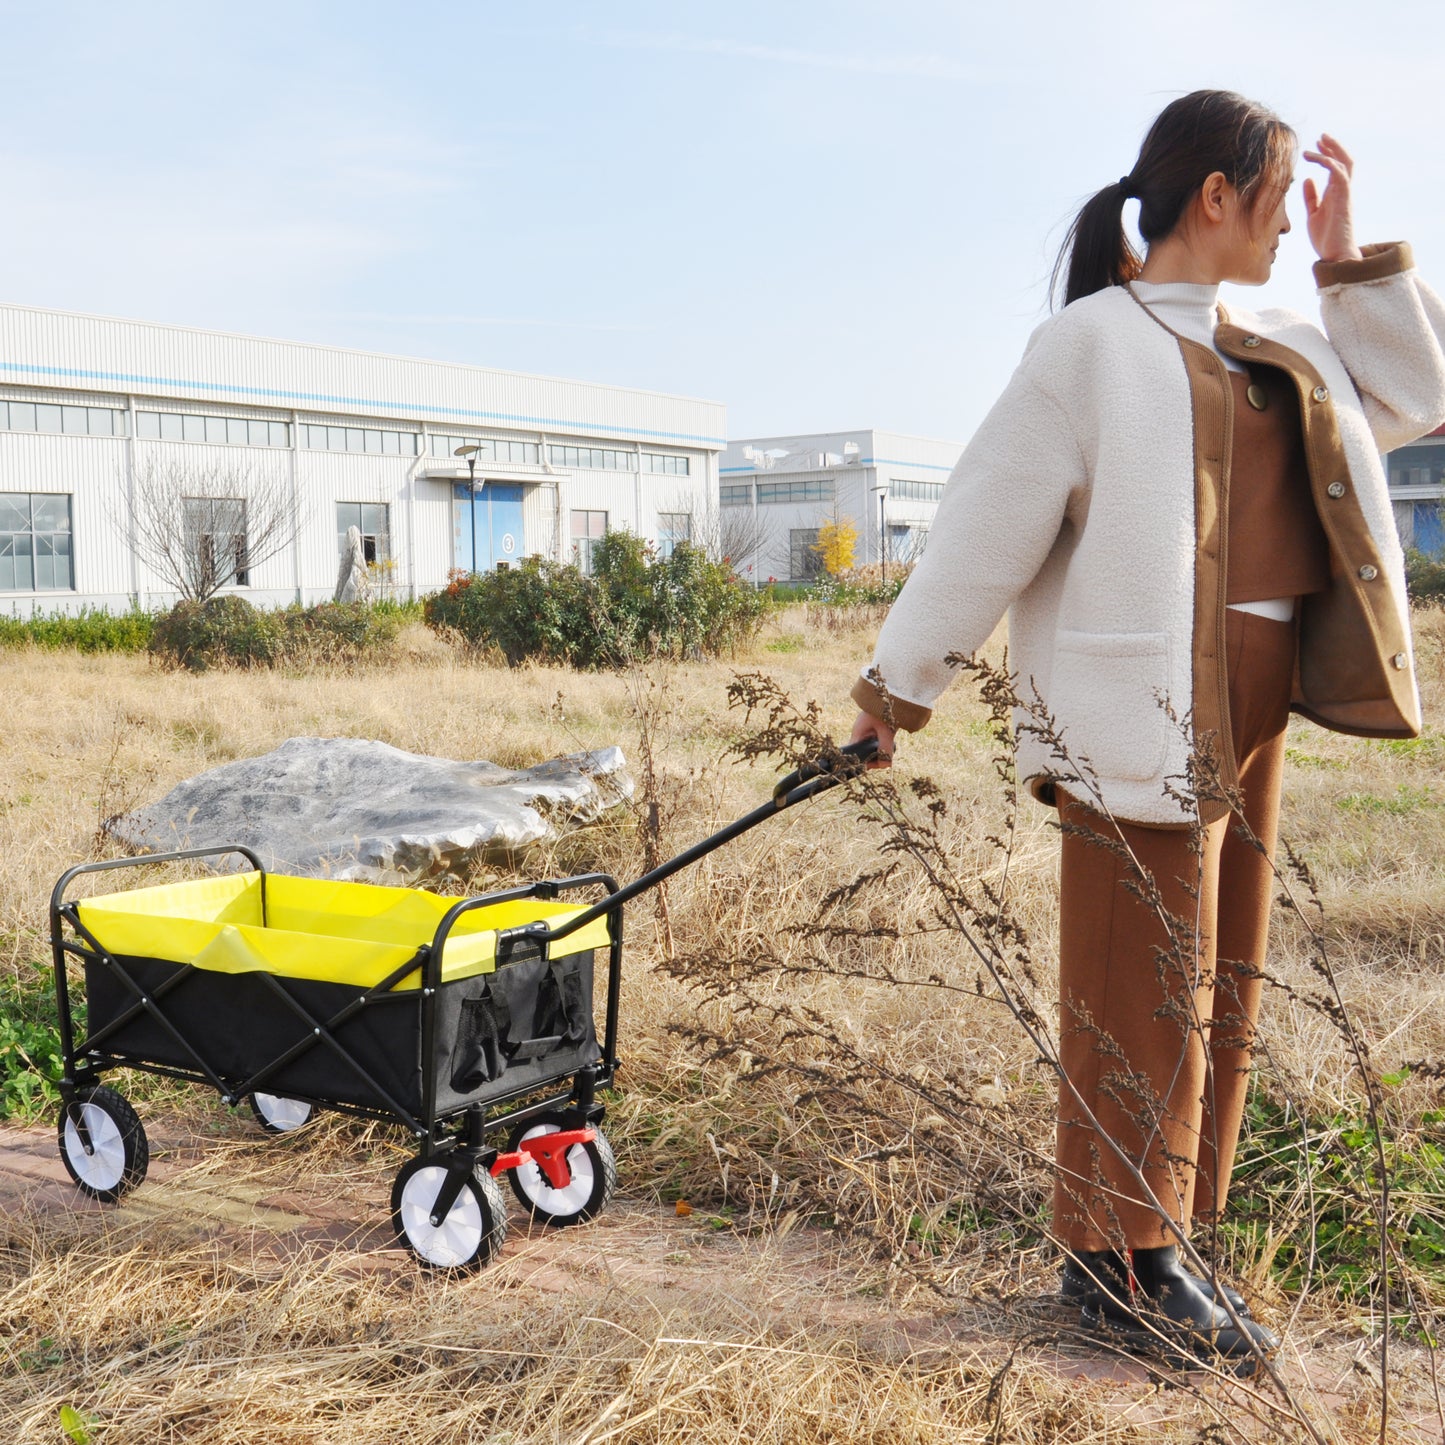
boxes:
[506,1115,617,1227]
[391,1159,508,1270]
[58,1085,149,1202]
[248,1093,314,1134]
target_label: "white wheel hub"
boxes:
[397,1165,483,1268]
[515,1124,594,1216]
[63,1103,126,1192]
[254,1094,312,1130]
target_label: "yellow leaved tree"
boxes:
[813,515,858,577]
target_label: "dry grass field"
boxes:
[1,602,1443,1443]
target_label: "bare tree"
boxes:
[117,459,305,603]
[663,486,779,581]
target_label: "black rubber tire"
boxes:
[390,1157,509,1270]
[57,1085,149,1203]
[505,1113,617,1227]
[247,1093,315,1134]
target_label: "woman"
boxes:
[849,90,1445,1366]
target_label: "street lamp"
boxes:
[455,445,481,573]
[874,484,888,586]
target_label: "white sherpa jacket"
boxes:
[854,243,1445,826]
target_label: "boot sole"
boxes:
[1080,1304,1275,1379]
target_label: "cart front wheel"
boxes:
[248,1093,314,1134]
[391,1159,508,1270]
[506,1115,617,1227]
[58,1085,149,1202]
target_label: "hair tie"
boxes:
[1118,174,1136,199]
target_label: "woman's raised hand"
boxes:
[1302,134,1364,264]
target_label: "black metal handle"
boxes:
[771,737,879,805]
[50,843,267,919]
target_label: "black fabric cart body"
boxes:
[47,741,873,1269]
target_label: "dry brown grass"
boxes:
[1,604,1444,1441]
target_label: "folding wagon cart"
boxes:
[47,740,874,1271]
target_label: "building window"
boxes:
[183,496,248,590]
[757,479,834,505]
[657,512,691,559]
[336,502,390,565]
[789,529,823,582]
[571,509,608,574]
[888,478,945,503]
[549,444,638,472]
[137,410,290,447]
[2,400,126,437]
[1388,443,1445,488]
[0,492,73,591]
[643,452,691,476]
[720,484,753,508]
[431,434,540,465]
[299,423,418,455]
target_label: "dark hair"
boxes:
[1051,90,1296,308]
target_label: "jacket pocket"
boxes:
[1048,630,1172,784]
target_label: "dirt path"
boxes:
[4,1116,1441,1443]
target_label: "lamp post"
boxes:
[875,484,887,586]
[455,444,481,572]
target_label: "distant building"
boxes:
[0,303,723,616]
[717,428,962,584]
[1386,426,1445,556]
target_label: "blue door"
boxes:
[1415,501,1445,557]
[453,483,525,571]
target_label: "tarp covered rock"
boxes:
[108,737,632,883]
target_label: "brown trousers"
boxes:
[1053,608,1296,1250]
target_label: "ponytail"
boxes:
[1050,178,1142,309]
[1050,91,1296,310]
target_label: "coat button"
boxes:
[1313,385,1330,402]
[1392,652,1408,669]
[1358,564,1379,581]
[1327,481,1347,499]
[1243,335,1261,347]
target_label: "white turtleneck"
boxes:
[1128,279,1293,620]
[1128,280,1245,372]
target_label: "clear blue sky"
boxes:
[1,1,1441,441]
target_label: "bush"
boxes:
[0,604,154,653]
[423,535,764,668]
[149,597,402,670]
[1406,548,1445,603]
[807,563,910,607]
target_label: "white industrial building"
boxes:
[1387,424,1445,556]
[0,302,723,616]
[717,428,963,584]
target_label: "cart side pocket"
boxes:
[435,944,599,1113]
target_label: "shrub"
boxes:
[1406,547,1445,603]
[807,563,909,607]
[0,604,154,653]
[149,597,402,670]
[423,535,764,668]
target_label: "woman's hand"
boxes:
[1302,134,1364,264]
[849,710,896,768]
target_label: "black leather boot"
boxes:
[1061,1247,1251,1317]
[1069,1246,1277,1371]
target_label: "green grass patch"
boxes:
[0,966,71,1120]
[1226,1089,1445,1313]
[1336,785,1439,816]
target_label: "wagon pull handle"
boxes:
[531,738,879,946]
[771,737,878,805]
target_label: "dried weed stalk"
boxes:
[658,662,1440,1445]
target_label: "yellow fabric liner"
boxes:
[76,873,612,991]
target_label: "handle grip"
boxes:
[772,737,879,805]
